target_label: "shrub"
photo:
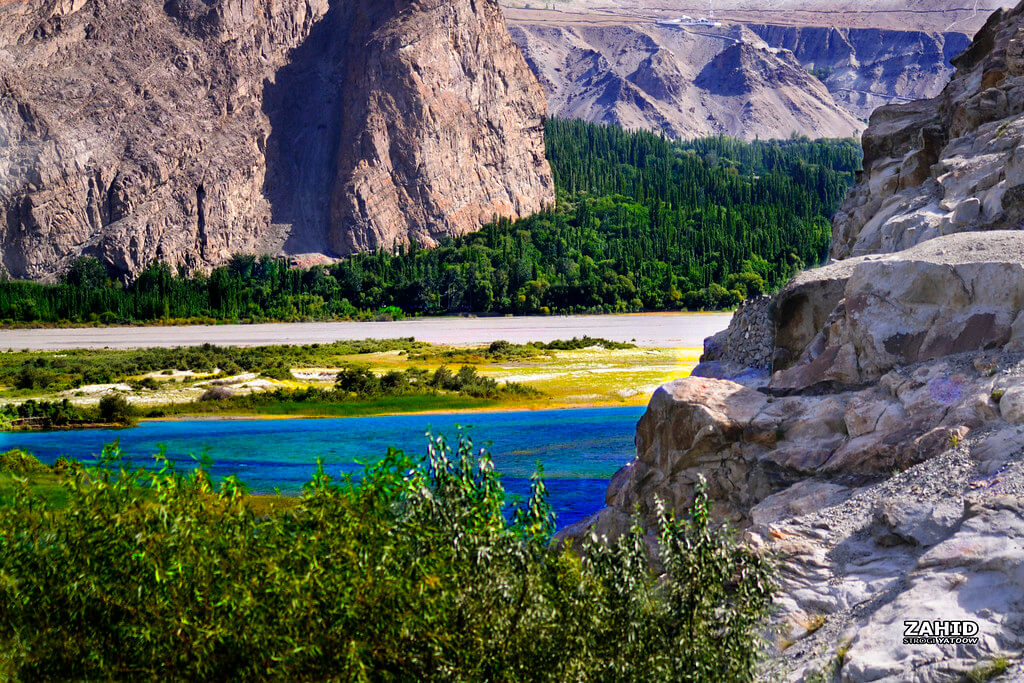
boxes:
[1,399,90,428]
[430,365,457,390]
[199,386,235,402]
[379,370,410,394]
[130,377,160,391]
[487,339,512,354]
[0,449,49,475]
[13,365,54,390]
[334,366,380,395]
[50,457,84,477]
[259,365,292,381]
[0,439,774,681]
[539,336,635,351]
[97,394,136,425]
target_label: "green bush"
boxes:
[13,365,54,390]
[129,376,160,391]
[259,365,292,381]
[0,439,774,680]
[1,399,91,428]
[97,394,136,425]
[0,449,49,475]
[334,366,381,395]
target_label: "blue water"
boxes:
[0,407,644,529]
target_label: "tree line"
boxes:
[0,119,861,323]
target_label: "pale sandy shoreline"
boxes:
[1,311,732,351]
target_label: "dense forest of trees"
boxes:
[0,119,861,324]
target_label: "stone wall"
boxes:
[698,294,775,371]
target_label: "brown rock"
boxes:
[0,0,553,279]
[772,231,1024,389]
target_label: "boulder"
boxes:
[564,356,1005,537]
[998,383,1024,423]
[773,231,1024,390]
[870,499,964,547]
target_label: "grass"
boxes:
[1,341,703,423]
[0,471,71,508]
[968,656,1010,682]
[155,394,522,419]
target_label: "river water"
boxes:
[1,406,647,529]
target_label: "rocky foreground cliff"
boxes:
[0,0,554,279]
[562,2,1024,680]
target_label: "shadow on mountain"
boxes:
[261,0,346,255]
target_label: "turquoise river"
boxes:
[0,406,646,529]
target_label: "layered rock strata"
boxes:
[0,0,553,279]
[747,24,970,120]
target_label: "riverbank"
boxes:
[0,311,732,350]
[1,407,648,525]
[2,342,702,427]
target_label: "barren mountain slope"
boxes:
[502,0,1006,33]
[0,0,553,280]
[747,24,970,118]
[509,22,864,140]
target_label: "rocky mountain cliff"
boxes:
[562,2,1024,679]
[509,22,864,141]
[747,24,970,119]
[0,0,553,279]
[832,3,1024,260]
[508,18,968,142]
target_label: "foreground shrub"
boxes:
[0,439,774,681]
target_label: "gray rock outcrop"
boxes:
[0,0,554,279]
[832,1,1024,259]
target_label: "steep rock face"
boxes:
[0,0,553,279]
[832,2,1024,259]
[748,24,970,119]
[0,0,323,278]
[328,0,553,255]
[508,22,863,141]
